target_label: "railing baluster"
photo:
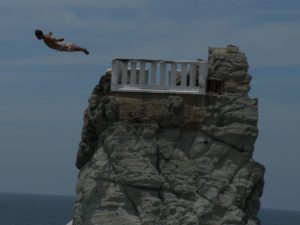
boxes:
[171,63,177,87]
[190,63,196,87]
[111,60,120,88]
[139,61,146,86]
[130,62,137,85]
[121,61,128,84]
[151,62,157,85]
[181,63,187,87]
[160,62,166,86]
[198,62,208,90]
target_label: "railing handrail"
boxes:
[113,58,206,64]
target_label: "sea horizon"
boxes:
[0,192,299,225]
[2,191,299,213]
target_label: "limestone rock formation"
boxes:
[73,45,265,225]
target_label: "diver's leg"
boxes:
[70,44,89,55]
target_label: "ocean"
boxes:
[258,208,300,225]
[0,193,299,225]
[0,193,73,225]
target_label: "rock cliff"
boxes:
[73,45,265,225]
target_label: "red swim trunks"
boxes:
[57,42,74,51]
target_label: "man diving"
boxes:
[35,29,89,55]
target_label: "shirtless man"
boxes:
[35,30,89,55]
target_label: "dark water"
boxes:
[1,193,300,225]
[259,208,300,225]
[0,193,74,225]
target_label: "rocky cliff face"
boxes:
[73,45,265,225]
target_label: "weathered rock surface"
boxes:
[208,45,252,94]
[73,45,265,225]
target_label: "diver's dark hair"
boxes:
[35,29,43,37]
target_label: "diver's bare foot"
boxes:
[83,49,89,55]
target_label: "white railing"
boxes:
[111,59,208,95]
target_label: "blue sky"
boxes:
[0,0,300,211]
